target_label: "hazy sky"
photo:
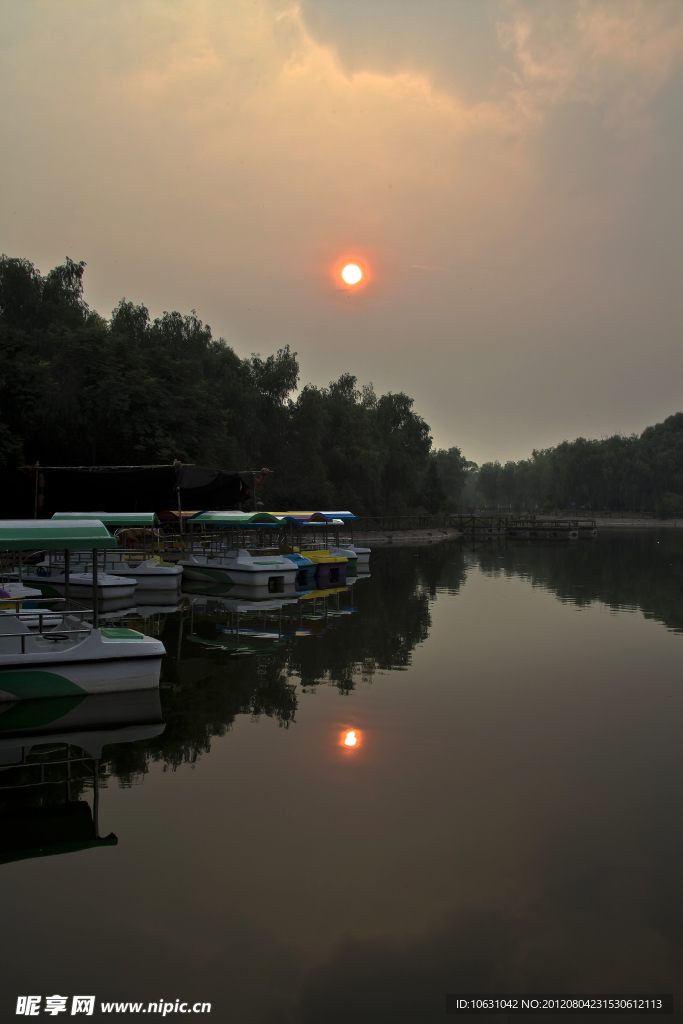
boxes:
[1,0,681,463]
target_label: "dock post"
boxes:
[176,484,183,539]
[33,461,40,519]
[93,759,100,838]
[64,548,70,609]
[92,549,98,628]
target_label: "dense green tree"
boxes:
[421,458,446,514]
[477,461,501,505]
[473,420,683,513]
[0,255,437,514]
[4,253,683,516]
[433,446,468,504]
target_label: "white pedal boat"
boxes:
[0,614,165,701]
[350,545,371,568]
[58,555,183,591]
[20,567,137,602]
[179,549,299,589]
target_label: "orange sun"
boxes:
[342,264,362,285]
[330,254,372,291]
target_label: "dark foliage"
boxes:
[475,418,683,512]
[0,255,458,512]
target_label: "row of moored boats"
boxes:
[0,511,369,704]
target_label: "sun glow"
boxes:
[344,730,358,746]
[341,264,362,285]
[329,255,373,292]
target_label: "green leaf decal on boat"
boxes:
[22,582,62,597]
[0,671,87,699]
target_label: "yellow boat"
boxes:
[301,550,347,585]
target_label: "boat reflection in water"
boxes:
[182,577,365,655]
[0,690,165,865]
[182,579,298,603]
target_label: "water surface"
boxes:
[1,532,681,1021]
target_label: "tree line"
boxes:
[475,421,683,514]
[0,255,467,515]
[2,253,682,516]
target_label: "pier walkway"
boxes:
[351,515,597,539]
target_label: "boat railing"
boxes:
[0,596,95,649]
[7,624,93,652]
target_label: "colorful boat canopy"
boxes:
[0,519,119,550]
[52,512,160,527]
[157,509,269,524]
[274,511,357,523]
[157,510,355,526]
[158,510,197,521]
[187,511,281,525]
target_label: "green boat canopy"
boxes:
[52,512,160,527]
[0,519,119,550]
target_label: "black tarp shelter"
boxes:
[18,464,258,517]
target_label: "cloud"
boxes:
[497,0,683,134]
[0,0,681,461]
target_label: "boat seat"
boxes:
[0,615,42,654]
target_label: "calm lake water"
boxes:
[1,532,682,1022]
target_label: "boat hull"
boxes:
[0,656,162,701]
[99,562,183,590]
[21,578,137,601]
[0,628,165,700]
[104,577,179,593]
[313,564,347,585]
[180,563,235,585]
[179,560,298,589]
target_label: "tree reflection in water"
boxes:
[472,529,683,632]
[58,530,683,787]
[101,546,459,781]
[1,532,681,1019]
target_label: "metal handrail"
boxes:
[3,628,92,639]
[1,603,96,653]
[5,626,92,653]
[0,598,94,611]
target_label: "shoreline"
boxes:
[346,528,463,546]
[586,518,683,528]
[342,519,683,545]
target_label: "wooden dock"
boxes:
[456,516,597,539]
[350,515,597,540]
